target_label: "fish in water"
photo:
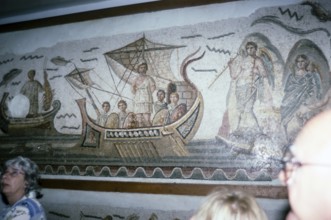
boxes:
[50,56,72,66]
[0,68,22,87]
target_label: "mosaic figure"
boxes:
[281,54,322,140]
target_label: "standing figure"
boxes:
[227,41,269,133]
[96,101,111,126]
[117,100,128,128]
[131,62,156,126]
[96,101,119,128]
[152,89,168,126]
[281,54,322,140]
[167,92,187,124]
[154,89,168,114]
[168,92,180,114]
[20,70,44,118]
[0,156,46,220]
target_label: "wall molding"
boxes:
[0,0,235,33]
[40,179,288,199]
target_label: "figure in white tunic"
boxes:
[131,62,156,126]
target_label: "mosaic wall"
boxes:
[0,1,330,182]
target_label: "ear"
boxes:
[278,170,287,186]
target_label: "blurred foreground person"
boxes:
[279,109,331,220]
[0,156,46,220]
[190,190,267,220]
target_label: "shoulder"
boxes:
[17,198,45,219]
[254,56,264,64]
[310,71,321,78]
[285,73,295,80]
[147,75,156,82]
[305,72,319,79]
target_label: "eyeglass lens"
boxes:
[1,169,24,178]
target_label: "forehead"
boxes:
[5,165,22,171]
[292,134,320,161]
[293,115,331,161]
[292,144,331,164]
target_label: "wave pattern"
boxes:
[252,15,330,37]
[41,165,273,181]
[278,7,303,21]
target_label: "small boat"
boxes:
[67,36,205,159]
[0,92,61,136]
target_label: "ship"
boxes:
[0,92,61,136]
[66,36,205,160]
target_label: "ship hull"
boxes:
[0,92,61,136]
[75,92,204,160]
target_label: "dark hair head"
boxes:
[295,54,308,62]
[102,101,110,108]
[157,89,165,96]
[246,41,258,50]
[138,62,148,70]
[27,70,36,79]
[118,100,127,107]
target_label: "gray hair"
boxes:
[2,156,42,198]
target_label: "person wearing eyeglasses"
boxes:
[279,109,331,220]
[0,156,46,220]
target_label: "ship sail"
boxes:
[104,36,185,90]
[65,68,95,90]
[65,67,100,115]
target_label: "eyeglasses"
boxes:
[1,169,25,178]
[281,147,331,185]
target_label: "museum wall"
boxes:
[1,0,331,219]
[0,187,289,220]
